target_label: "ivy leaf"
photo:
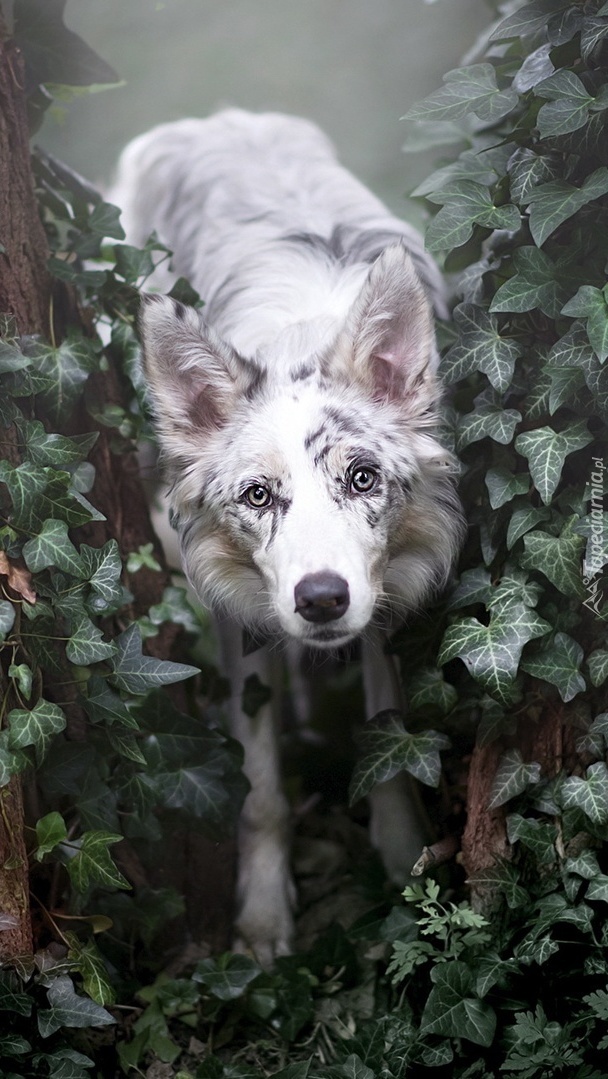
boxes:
[506,813,557,863]
[441,304,523,391]
[507,147,562,203]
[485,467,530,510]
[407,668,458,715]
[23,518,85,577]
[23,333,98,426]
[447,566,493,609]
[490,247,573,318]
[420,961,497,1047]
[404,64,518,125]
[109,624,199,694]
[519,518,586,597]
[491,0,571,41]
[526,167,608,246]
[588,650,608,687]
[536,70,608,137]
[7,699,66,763]
[192,954,262,1002]
[515,422,592,503]
[66,830,130,893]
[35,811,68,860]
[83,677,138,728]
[520,632,586,702]
[37,975,115,1038]
[488,749,541,809]
[426,182,520,253]
[67,936,116,1006]
[0,600,15,640]
[561,762,608,824]
[507,504,551,549]
[562,285,608,361]
[66,615,116,666]
[18,419,97,468]
[349,711,449,804]
[456,404,521,450]
[80,540,123,603]
[439,603,550,702]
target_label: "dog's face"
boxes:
[139,246,461,646]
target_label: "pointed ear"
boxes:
[138,294,261,454]
[336,244,439,413]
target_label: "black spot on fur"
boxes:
[313,443,332,468]
[304,424,327,450]
[244,363,267,401]
[291,362,315,382]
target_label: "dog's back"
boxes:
[112,108,446,350]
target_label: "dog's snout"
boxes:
[294,572,350,623]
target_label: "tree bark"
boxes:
[0,19,53,959]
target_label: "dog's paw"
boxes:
[234,889,295,968]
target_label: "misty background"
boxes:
[40,0,491,226]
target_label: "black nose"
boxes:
[294,573,350,623]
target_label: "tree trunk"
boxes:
[0,18,52,959]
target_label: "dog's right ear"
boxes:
[138,294,260,454]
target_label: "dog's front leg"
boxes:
[362,630,433,883]
[216,618,295,966]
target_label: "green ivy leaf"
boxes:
[83,677,138,728]
[490,247,573,318]
[488,749,541,808]
[426,182,520,253]
[561,762,608,824]
[18,419,97,467]
[66,615,116,665]
[521,632,586,702]
[562,285,608,361]
[407,668,458,715]
[23,333,98,426]
[441,304,523,391]
[485,467,530,510]
[67,935,116,1006]
[35,811,68,860]
[80,540,123,603]
[439,603,550,702]
[404,64,518,125]
[37,975,115,1038]
[491,0,570,42]
[192,953,262,1002]
[349,711,449,803]
[66,830,129,893]
[536,70,608,137]
[457,403,521,450]
[526,167,608,246]
[506,813,557,863]
[515,422,592,503]
[420,961,497,1046]
[7,699,66,762]
[0,970,33,1016]
[0,600,16,640]
[23,518,85,576]
[109,624,199,694]
[588,650,608,686]
[507,504,551,550]
[507,147,561,203]
[519,518,586,597]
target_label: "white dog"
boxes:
[111,110,462,964]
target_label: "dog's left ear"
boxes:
[336,244,439,413]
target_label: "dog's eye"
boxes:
[244,484,273,508]
[350,467,378,494]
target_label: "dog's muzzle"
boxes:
[294,572,350,623]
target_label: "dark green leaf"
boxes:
[23,518,85,576]
[488,749,541,808]
[515,422,592,504]
[442,303,523,390]
[35,810,68,860]
[37,975,115,1038]
[193,953,262,1001]
[109,623,199,694]
[349,711,449,803]
[420,961,497,1046]
[404,64,518,125]
[66,830,129,892]
[7,699,66,761]
[526,167,608,247]
[521,632,586,701]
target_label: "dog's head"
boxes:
[139,245,462,647]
